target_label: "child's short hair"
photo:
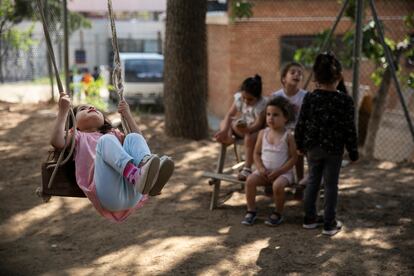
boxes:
[267,96,295,124]
[240,74,262,99]
[280,62,304,84]
[313,51,342,85]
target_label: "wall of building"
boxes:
[207,0,413,118]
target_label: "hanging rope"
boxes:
[36,0,77,189]
[107,0,131,134]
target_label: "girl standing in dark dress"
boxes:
[295,52,359,236]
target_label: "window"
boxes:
[75,49,86,64]
[280,35,346,68]
[280,35,315,67]
[207,0,227,12]
[124,59,163,83]
[108,39,161,65]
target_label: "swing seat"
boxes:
[37,149,86,202]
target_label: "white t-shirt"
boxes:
[272,88,307,127]
[234,92,267,125]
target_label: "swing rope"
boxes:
[36,0,77,189]
[107,0,131,134]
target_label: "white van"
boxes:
[118,53,164,106]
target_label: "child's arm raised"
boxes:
[268,132,298,181]
[50,93,72,149]
[118,99,141,134]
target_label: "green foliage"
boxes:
[3,24,36,51]
[404,12,414,28]
[68,13,92,35]
[407,72,414,89]
[370,67,385,86]
[231,1,254,21]
[293,14,413,89]
[293,29,350,68]
[0,0,33,27]
[0,0,91,36]
[342,0,369,21]
[74,78,108,111]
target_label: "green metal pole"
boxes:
[304,0,350,89]
[351,0,364,130]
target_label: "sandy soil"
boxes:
[0,101,413,275]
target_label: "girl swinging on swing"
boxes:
[50,92,174,222]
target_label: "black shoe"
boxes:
[322,220,343,236]
[303,215,324,229]
[241,211,257,226]
[264,211,284,226]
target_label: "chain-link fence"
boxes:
[1,0,413,162]
[0,0,163,83]
[207,0,414,162]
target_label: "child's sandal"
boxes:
[241,211,257,226]
[237,167,252,181]
[264,211,284,226]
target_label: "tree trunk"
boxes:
[0,22,4,83]
[363,67,392,159]
[0,39,3,83]
[164,0,209,140]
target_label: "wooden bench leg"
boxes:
[210,143,227,210]
[233,143,241,163]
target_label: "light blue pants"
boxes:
[95,133,151,211]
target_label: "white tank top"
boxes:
[261,128,290,170]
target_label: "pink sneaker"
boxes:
[126,155,160,194]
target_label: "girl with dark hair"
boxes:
[242,96,298,226]
[214,74,268,181]
[295,52,359,235]
[272,62,308,196]
[51,93,174,222]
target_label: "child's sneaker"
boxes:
[237,167,252,181]
[241,211,257,226]
[322,220,343,236]
[303,215,324,229]
[149,155,175,196]
[264,211,284,226]
[126,154,160,194]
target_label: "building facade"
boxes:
[206,0,413,118]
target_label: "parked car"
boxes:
[113,53,164,106]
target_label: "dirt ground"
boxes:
[0,101,413,275]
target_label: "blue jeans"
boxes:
[304,147,342,227]
[95,133,151,211]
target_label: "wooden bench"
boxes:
[202,142,245,210]
[202,141,307,210]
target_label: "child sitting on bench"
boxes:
[214,75,267,181]
[242,96,298,226]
